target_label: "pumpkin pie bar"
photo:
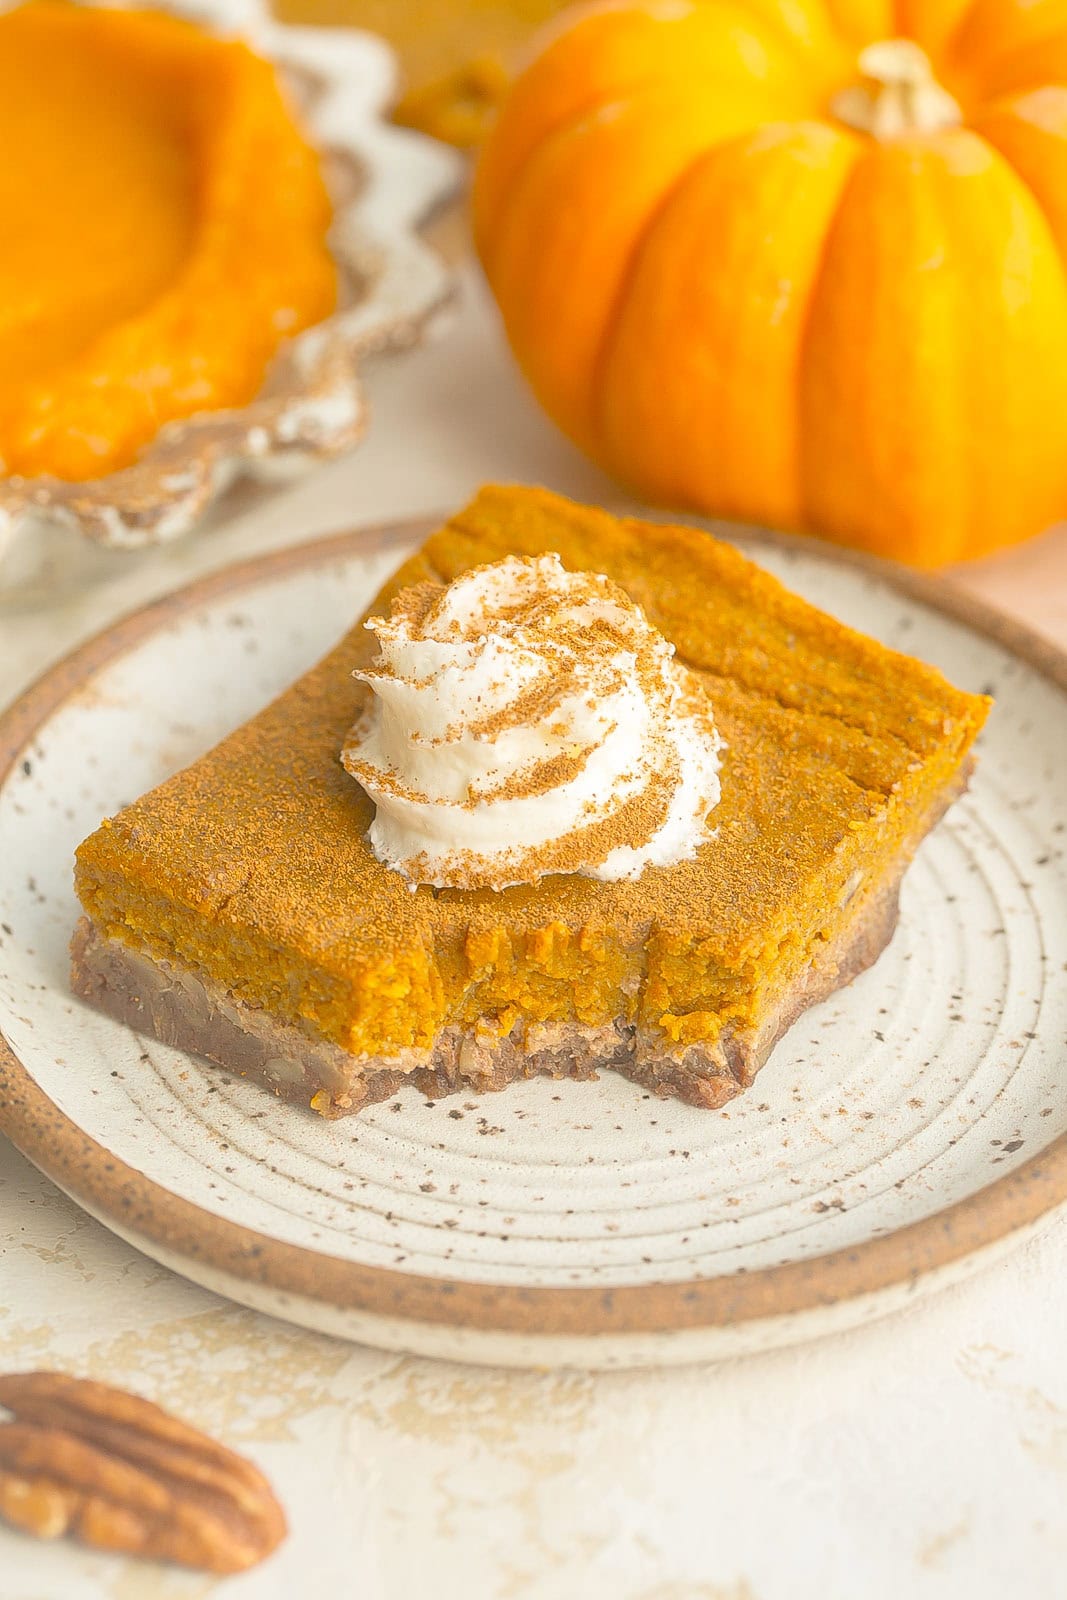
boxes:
[72,487,989,1114]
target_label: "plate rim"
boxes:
[1,515,1066,1340]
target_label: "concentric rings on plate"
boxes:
[1,519,1065,1365]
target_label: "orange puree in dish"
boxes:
[0,2,336,481]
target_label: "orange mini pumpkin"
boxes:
[474,0,1067,567]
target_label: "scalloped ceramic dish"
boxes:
[1,519,1066,1369]
[0,0,460,595]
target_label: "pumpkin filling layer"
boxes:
[72,487,990,1117]
[0,2,336,481]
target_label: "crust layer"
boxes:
[71,869,900,1117]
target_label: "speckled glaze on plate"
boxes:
[1,519,1065,1369]
[0,0,461,597]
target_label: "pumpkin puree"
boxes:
[0,2,336,481]
[75,487,990,1067]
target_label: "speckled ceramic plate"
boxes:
[1,520,1065,1369]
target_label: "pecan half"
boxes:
[0,1372,286,1573]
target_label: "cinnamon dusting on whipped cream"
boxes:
[341,553,722,890]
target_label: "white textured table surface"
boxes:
[2,266,1067,1600]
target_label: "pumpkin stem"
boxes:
[831,39,962,139]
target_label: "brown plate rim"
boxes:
[1,513,1065,1339]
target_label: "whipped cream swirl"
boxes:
[341,553,722,891]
